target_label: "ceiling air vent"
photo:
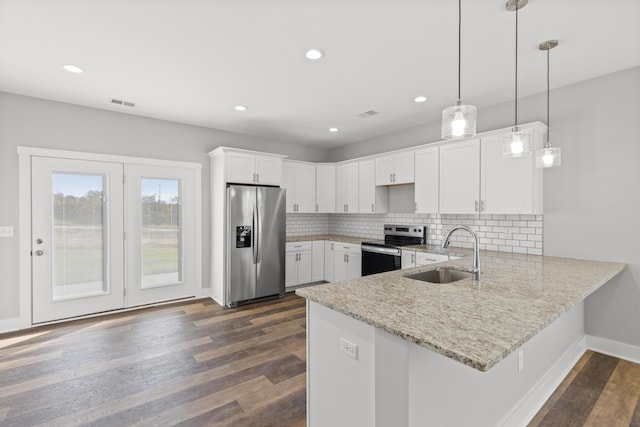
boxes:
[357,110,379,118]
[110,98,135,107]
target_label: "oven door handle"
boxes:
[361,245,401,256]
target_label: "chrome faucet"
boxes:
[441,225,481,281]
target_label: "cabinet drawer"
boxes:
[415,252,449,265]
[286,241,312,252]
[334,242,361,252]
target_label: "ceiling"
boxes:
[1,0,639,149]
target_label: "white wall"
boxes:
[0,91,326,323]
[327,66,640,348]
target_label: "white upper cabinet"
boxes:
[375,151,415,186]
[224,149,284,186]
[336,162,359,213]
[439,138,480,214]
[480,131,543,214]
[439,124,544,215]
[316,164,336,213]
[283,160,316,213]
[414,146,439,214]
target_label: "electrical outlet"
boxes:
[0,226,14,238]
[517,350,524,372]
[340,337,358,360]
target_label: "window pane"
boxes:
[141,178,181,287]
[52,173,105,299]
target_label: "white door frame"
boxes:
[17,146,203,329]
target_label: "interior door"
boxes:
[124,164,196,307]
[31,157,124,323]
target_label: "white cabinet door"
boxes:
[347,252,362,280]
[255,155,283,186]
[324,241,335,282]
[285,251,298,289]
[336,162,359,213]
[226,151,256,184]
[393,151,415,184]
[296,163,316,212]
[415,252,449,266]
[333,250,348,282]
[415,146,439,214]
[346,162,359,213]
[316,164,336,213]
[312,241,325,282]
[359,159,376,213]
[481,134,540,214]
[297,250,312,284]
[283,162,296,213]
[375,152,415,185]
[401,250,416,269]
[439,138,480,214]
[375,155,394,185]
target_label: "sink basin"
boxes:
[405,268,473,284]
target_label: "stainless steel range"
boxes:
[361,224,427,276]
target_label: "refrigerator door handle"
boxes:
[254,203,261,264]
[252,204,259,264]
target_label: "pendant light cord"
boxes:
[546,48,550,144]
[514,4,519,127]
[458,0,462,100]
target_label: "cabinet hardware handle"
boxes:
[393,172,396,182]
[346,254,349,262]
[474,200,478,212]
[480,200,485,212]
[371,203,374,212]
[331,243,334,250]
[414,201,418,212]
[316,204,318,212]
[412,253,415,263]
[256,173,259,182]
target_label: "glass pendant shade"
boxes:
[502,127,531,157]
[441,101,477,139]
[536,146,561,168]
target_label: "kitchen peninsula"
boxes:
[296,251,625,427]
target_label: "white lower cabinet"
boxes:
[401,250,449,269]
[285,242,312,289]
[334,243,362,282]
[312,241,325,282]
[324,241,335,282]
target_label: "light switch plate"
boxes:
[0,226,14,238]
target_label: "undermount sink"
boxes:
[405,268,473,284]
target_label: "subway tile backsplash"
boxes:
[286,213,543,255]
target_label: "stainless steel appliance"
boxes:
[226,185,286,307]
[361,224,426,276]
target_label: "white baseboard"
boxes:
[0,316,30,335]
[500,335,587,427]
[587,335,640,364]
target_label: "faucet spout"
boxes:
[441,225,481,281]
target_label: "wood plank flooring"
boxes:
[2,295,640,426]
[529,350,640,427]
[0,294,306,427]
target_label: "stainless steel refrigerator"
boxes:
[226,185,286,307]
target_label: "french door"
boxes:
[31,156,197,323]
[32,157,125,323]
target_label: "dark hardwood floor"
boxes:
[2,295,640,426]
[529,350,640,427]
[0,294,306,427]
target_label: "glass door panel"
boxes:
[31,157,124,324]
[140,178,182,288]
[52,173,106,299]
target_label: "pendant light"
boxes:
[536,39,562,168]
[441,0,476,139]
[502,0,531,157]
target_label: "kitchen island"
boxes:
[296,250,625,426]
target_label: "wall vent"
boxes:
[357,110,379,118]
[110,98,135,107]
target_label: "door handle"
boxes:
[36,238,43,244]
[34,250,44,256]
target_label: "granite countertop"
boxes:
[296,250,626,372]
[286,234,368,245]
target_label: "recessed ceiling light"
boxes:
[63,64,83,74]
[329,127,338,132]
[235,105,247,111]
[305,49,325,60]
[414,96,428,103]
